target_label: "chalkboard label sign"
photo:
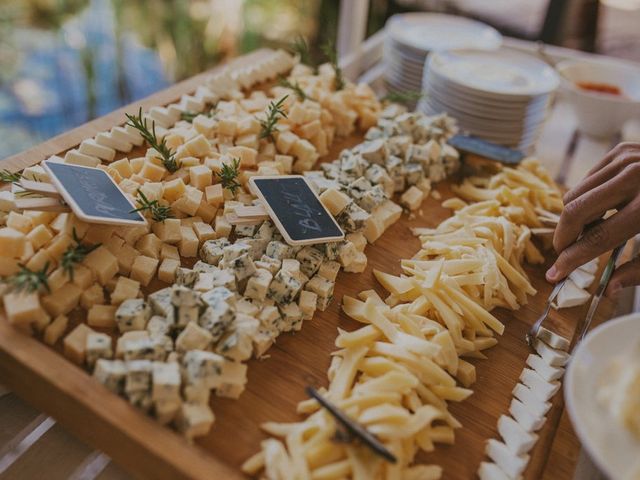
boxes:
[42,161,146,226]
[250,175,344,245]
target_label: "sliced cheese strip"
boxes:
[478,462,515,480]
[111,126,144,146]
[485,438,530,479]
[64,149,100,167]
[95,132,133,152]
[534,339,570,367]
[510,398,545,432]
[536,326,570,351]
[512,383,551,417]
[498,415,538,455]
[519,368,560,402]
[555,278,591,309]
[569,268,595,289]
[79,138,116,162]
[579,258,599,274]
[526,354,565,382]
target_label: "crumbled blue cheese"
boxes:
[116,299,152,332]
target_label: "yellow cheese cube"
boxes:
[237,116,260,135]
[136,233,163,259]
[363,214,385,244]
[401,186,425,211]
[217,118,237,137]
[49,213,68,233]
[47,268,68,292]
[178,156,200,168]
[110,158,133,178]
[87,304,117,328]
[45,233,72,260]
[192,222,216,243]
[20,241,34,263]
[227,146,257,168]
[81,283,105,309]
[23,211,57,227]
[179,226,199,258]
[163,178,186,202]
[6,212,32,234]
[319,189,351,216]
[83,224,115,245]
[189,165,213,190]
[214,215,232,238]
[41,283,82,317]
[152,219,181,244]
[25,249,52,272]
[164,133,184,150]
[205,184,224,206]
[274,155,294,174]
[104,235,125,256]
[140,161,166,182]
[275,131,298,154]
[0,227,26,258]
[130,255,159,286]
[297,119,321,139]
[310,130,328,156]
[26,224,53,250]
[184,134,212,157]
[172,187,203,216]
[71,264,95,289]
[195,200,217,223]
[111,276,140,305]
[346,232,367,252]
[63,323,95,365]
[82,246,118,285]
[116,244,140,276]
[0,258,20,276]
[43,314,68,346]
[158,258,180,283]
[119,225,149,246]
[139,182,164,203]
[129,157,145,174]
[160,243,180,261]
[193,115,216,136]
[3,291,46,327]
[291,139,318,166]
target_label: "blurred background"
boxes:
[2,0,640,160]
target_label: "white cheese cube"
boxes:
[519,368,561,402]
[497,415,538,456]
[509,398,545,432]
[512,383,551,417]
[569,268,595,289]
[96,132,132,152]
[79,138,116,162]
[533,339,570,367]
[477,462,513,480]
[485,438,529,479]
[525,354,565,382]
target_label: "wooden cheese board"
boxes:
[0,49,615,480]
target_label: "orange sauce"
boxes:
[576,81,623,96]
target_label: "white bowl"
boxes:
[556,58,640,137]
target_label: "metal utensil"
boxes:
[305,386,397,464]
[526,278,567,348]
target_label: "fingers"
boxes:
[606,256,640,297]
[546,199,640,282]
[553,173,633,253]
[563,142,640,205]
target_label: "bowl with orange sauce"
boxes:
[556,58,640,137]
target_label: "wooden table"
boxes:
[1,37,638,480]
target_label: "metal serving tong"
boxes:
[306,386,397,464]
[526,243,626,349]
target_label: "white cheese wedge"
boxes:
[569,268,595,289]
[534,339,570,367]
[485,439,530,479]
[498,415,538,456]
[579,258,599,274]
[520,368,560,402]
[478,462,516,480]
[536,326,570,351]
[526,354,565,382]
[510,398,545,432]
[512,383,552,417]
[554,278,591,309]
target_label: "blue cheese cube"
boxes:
[365,164,394,197]
[182,350,225,388]
[267,269,303,304]
[298,290,317,321]
[358,185,387,213]
[239,238,268,260]
[116,299,151,332]
[344,251,367,273]
[234,224,256,237]
[245,268,273,301]
[359,139,387,165]
[213,360,247,399]
[295,246,324,277]
[176,305,200,328]
[318,261,341,282]
[93,359,126,393]
[198,304,235,342]
[221,243,251,266]
[306,275,335,299]
[404,162,424,186]
[230,253,256,282]
[216,319,257,362]
[200,238,230,265]
[122,336,167,361]
[255,221,275,241]
[183,385,210,405]
[146,315,172,338]
[337,203,370,233]
[154,398,181,425]
[125,359,153,394]
[148,287,175,323]
[193,261,219,274]
[176,321,213,352]
[255,255,282,275]
[279,302,303,332]
[175,267,199,287]
[257,305,281,331]
[171,285,201,308]
[175,403,215,441]
[316,295,333,311]
[151,361,181,401]
[265,241,294,261]
[210,268,237,291]
[200,286,236,308]
[85,332,113,367]
[127,391,153,413]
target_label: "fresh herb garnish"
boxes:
[125,107,179,173]
[130,190,174,222]
[0,170,21,184]
[217,158,241,195]
[5,263,51,294]
[321,39,345,91]
[382,90,425,104]
[180,103,218,122]
[290,35,312,68]
[259,95,289,143]
[61,229,101,281]
[278,75,307,101]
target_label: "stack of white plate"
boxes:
[384,13,503,99]
[418,49,560,151]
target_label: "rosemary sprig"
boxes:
[125,107,179,173]
[321,39,345,91]
[0,169,21,184]
[130,190,174,222]
[382,90,425,104]
[290,35,312,67]
[61,229,101,281]
[5,263,51,294]
[278,75,307,101]
[180,103,218,122]
[217,158,241,195]
[259,95,289,142]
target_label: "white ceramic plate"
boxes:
[386,13,502,54]
[565,313,640,480]
[429,48,560,98]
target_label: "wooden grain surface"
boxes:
[0,50,615,479]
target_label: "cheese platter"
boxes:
[0,47,616,480]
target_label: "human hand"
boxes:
[546,142,640,295]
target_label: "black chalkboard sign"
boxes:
[43,161,146,226]
[250,176,344,245]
